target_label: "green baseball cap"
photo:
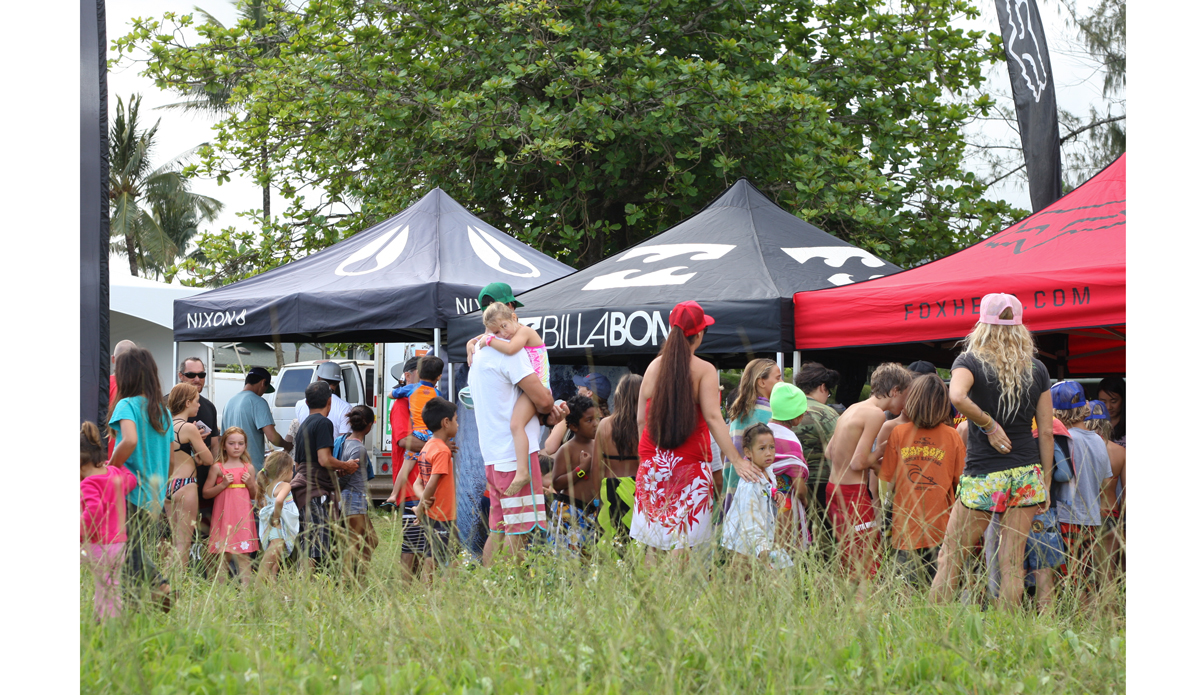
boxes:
[770,382,808,422]
[478,282,523,309]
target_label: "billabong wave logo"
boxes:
[1001,0,1051,103]
[582,244,736,291]
[335,224,410,276]
[467,225,541,278]
[782,246,886,286]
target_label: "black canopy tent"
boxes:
[447,178,902,375]
[173,188,574,346]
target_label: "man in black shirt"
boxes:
[178,356,220,457]
[179,356,221,542]
[293,380,359,570]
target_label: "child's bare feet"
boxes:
[504,466,531,497]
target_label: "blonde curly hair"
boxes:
[960,319,1036,422]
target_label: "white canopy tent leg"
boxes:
[433,328,441,357]
[205,343,215,401]
[794,350,801,372]
[776,352,784,372]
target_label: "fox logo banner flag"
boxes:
[995,0,1062,213]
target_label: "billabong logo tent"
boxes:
[447,178,902,362]
[173,188,574,344]
[794,155,1125,376]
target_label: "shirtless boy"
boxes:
[549,394,603,556]
[824,363,912,577]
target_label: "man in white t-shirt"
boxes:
[294,362,352,437]
[468,335,564,563]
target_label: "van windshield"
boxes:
[275,368,313,409]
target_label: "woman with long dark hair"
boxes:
[594,374,643,541]
[632,302,759,553]
[109,346,174,608]
[1096,376,1125,447]
[930,294,1054,610]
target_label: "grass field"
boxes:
[81,511,1125,694]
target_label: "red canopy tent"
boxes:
[794,155,1125,377]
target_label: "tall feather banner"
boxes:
[995,0,1063,212]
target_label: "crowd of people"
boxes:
[80,284,1126,621]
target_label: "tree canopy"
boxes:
[115,0,1021,284]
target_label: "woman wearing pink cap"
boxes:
[632,301,760,554]
[930,293,1055,610]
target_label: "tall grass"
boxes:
[81,511,1125,694]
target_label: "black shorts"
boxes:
[422,519,459,566]
[298,494,335,562]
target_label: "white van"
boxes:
[270,359,375,438]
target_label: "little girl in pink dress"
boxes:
[202,427,259,585]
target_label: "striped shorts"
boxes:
[485,454,548,535]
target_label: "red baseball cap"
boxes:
[669,300,715,337]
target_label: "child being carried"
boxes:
[467,302,550,495]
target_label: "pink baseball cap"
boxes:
[979,293,1023,326]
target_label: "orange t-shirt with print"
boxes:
[879,422,966,550]
[417,437,456,522]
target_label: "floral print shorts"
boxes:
[957,464,1046,513]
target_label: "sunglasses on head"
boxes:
[182,371,207,379]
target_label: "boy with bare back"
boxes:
[824,363,912,578]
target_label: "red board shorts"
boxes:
[826,482,880,577]
[485,453,548,535]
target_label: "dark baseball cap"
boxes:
[573,373,612,400]
[907,360,938,375]
[245,367,275,393]
[389,357,422,382]
[478,282,523,309]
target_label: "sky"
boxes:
[105,0,1117,278]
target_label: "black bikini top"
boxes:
[173,420,195,457]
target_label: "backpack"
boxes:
[332,434,375,481]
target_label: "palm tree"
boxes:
[109,95,224,277]
[159,1,280,222]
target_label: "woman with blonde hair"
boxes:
[721,358,781,516]
[930,293,1054,609]
[165,383,215,570]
